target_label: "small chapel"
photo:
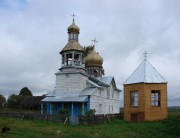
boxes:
[41,18,121,116]
[124,54,168,122]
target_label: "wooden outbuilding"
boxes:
[124,58,168,122]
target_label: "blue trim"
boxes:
[82,102,84,115]
[49,103,52,115]
[46,102,50,114]
[87,96,90,111]
[71,103,74,116]
[84,97,88,102]
[41,103,43,114]
[74,103,79,115]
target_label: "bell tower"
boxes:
[59,15,86,72]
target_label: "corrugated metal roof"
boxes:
[124,59,167,84]
[96,76,121,92]
[80,87,98,96]
[46,90,56,97]
[86,80,101,88]
[41,96,87,102]
[97,76,114,85]
[46,91,79,97]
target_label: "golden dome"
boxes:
[85,48,103,67]
[60,40,86,54]
[67,20,80,33]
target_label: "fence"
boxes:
[0,111,123,125]
[0,111,67,122]
[79,113,122,124]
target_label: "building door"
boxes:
[131,114,137,122]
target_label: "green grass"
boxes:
[0,113,180,138]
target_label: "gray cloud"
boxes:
[0,0,180,106]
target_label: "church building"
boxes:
[41,18,121,116]
[124,55,168,122]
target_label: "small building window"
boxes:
[151,90,160,106]
[130,91,138,107]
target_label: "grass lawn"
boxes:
[0,113,180,138]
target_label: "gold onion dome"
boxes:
[60,40,85,54]
[85,48,103,67]
[67,20,80,33]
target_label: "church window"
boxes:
[65,74,69,78]
[74,54,80,66]
[112,91,114,99]
[107,88,110,99]
[69,33,73,40]
[67,53,72,65]
[151,90,160,106]
[62,55,64,64]
[82,55,84,64]
[130,91,138,107]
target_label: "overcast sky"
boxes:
[0,0,180,106]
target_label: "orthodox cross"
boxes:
[92,38,98,46]
[143,51,148,59]
[71,13,76,21]
[92,38,99,52]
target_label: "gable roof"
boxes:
[97,76,121,92]
[80,87,98,96]
[124,59,167,84]
[97,76,114,85]
[86,80,101,88]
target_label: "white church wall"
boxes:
[90,87,120,114]
[56,73,88,93]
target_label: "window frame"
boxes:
[130,91,138,107]
[151,90,160,107]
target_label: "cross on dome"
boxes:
[92,38,99,52]
[143,51,148,60]
[71,13,76,22]
[92,38,98,46]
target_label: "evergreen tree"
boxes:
[19,87,33,96]
[0,94,6,108]
[6,94,22,108]
[84,46,94,55]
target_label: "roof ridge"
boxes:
[124,59,167,84]
[146,59,167,82]
[124,60,144,84]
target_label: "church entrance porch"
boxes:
[41,102,89,116]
